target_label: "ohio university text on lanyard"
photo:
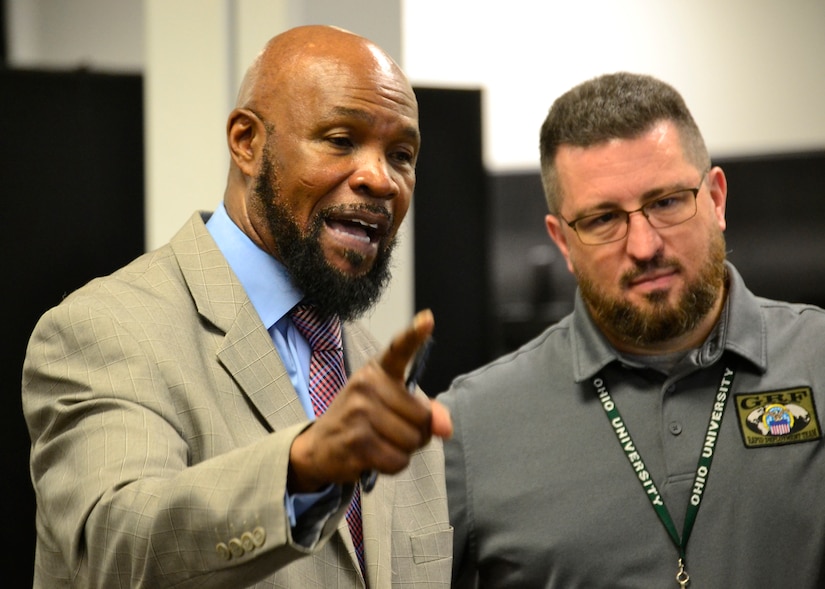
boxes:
[592,364,736,588]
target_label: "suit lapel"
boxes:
[216,306,308,429]
[170,212,306,431]
[342,322,396,587]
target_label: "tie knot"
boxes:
[291,303,343,352]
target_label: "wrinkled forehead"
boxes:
[260,52,418,131]
[254,35,415,109]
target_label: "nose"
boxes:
[624,209,663,260]
[349,152,398,200]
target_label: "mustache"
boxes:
[317,202,392,223]
[620,256,683,288]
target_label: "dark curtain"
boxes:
[0,68,144,583]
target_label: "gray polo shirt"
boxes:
[440,262,825,588]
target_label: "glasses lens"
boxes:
[575,211,627,244]
[645,190,697,228]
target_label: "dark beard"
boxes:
[578,229,727,347]
[254,156,396,322]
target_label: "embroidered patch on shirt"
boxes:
[734,387,821,448]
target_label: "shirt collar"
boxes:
[205,202,303,331]
[716,262,768,373]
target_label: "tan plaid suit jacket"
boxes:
[22,212,452,588]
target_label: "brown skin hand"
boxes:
[288,309,452,493]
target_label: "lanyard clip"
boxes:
[676,558,690,588]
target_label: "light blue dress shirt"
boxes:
[206,203,339,530]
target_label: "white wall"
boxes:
[402,0,825,171]
[6,0,825,343]
[6,0,144,71]
[9,0,824,165]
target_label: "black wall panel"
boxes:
[0,69,144,582]
[412,87,490,394]
[487,150,825,356]
[719,150,825,307]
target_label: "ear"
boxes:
[227,108,265,177]
[545,214,575,274]
[707,166,728,232]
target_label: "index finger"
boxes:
[378,309,435,380]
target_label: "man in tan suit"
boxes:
[22,25,453,588]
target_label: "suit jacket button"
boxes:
[251,526,266,547]
[215,542,231,560]
[241,532,255,552]
[228,538,245,558]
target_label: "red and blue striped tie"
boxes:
[291,303,366,581]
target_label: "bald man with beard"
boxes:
[23,25,452,588]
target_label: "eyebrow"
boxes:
[638,182,689,201]
[326,106,420,143]
[574,180,695,218]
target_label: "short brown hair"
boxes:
[539,72,710,213]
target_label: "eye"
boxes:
[647,196,677,211]
[647,190,691,211]
[389,148,416,166]
[327,135,354,150]
[578,210,622,231]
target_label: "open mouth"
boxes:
[327,217,382,244]
[324,207,391,246]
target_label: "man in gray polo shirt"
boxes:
[439,72,825,588]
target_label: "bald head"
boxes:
[236,25,412,116]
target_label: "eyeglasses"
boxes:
[560,168,710,246]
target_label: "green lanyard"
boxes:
[593,365,736,587]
